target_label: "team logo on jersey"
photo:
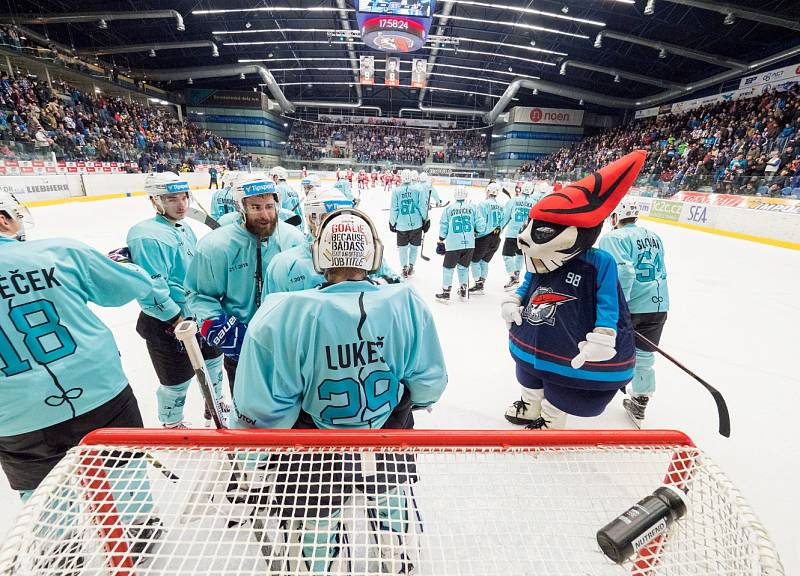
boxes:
[522,287,576,326]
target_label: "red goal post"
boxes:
[0,429,784,576]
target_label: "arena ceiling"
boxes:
[4,0,800,117]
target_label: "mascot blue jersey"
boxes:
[509,248,635,389]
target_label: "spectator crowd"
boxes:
[286,118,488,167]
[1,71,243,170]
[520,84,800,197]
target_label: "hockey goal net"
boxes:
[0,429,783,576]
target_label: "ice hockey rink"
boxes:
[2,182,798,574]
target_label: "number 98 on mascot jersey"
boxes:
[502,151,646,429]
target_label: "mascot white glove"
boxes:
[501,294,523,329]
[571,328,617,369]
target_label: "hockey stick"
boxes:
[419,232,430,262]
[186,207,220,230]
[635,331,731,438]
[174,321,277,560]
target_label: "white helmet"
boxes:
[520,181,535,195]
[144,172,191,214]
[304,187,354,232]
[411,170,420,182]
[453,186,468,201]
[486,182,502,197]
[0,191,33,241]
[312,208,383,274]
[232,172,279,220]
[400,169,413,183]
[301,173,321,192]
[610,199,640,225]
[420,172,430,183]
[270,166,288,181]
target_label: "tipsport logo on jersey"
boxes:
[523,287,576,326]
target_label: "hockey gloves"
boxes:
[389,222,397,233]
[501,294,523,329]
[201,315,247,360]
[436,240,446,255]
[571,328,617,369]
[422,218,431,233]
[108,246,132,263]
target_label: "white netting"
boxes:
[0,432,784,576]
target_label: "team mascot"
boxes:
[502,150,646,429]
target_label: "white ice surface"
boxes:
[2,183,797,574]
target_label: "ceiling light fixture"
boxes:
[239,72,246,79]
[245,21,252,28]
[440,14,590,39]
[659,48,667,59]
[187,77,193,84]
[559,63,567,75]
[98,19,108,29]
[444,0,604,26]
[579,99,584,105]
[614,74,621,83]
[644,0,655,16]
[593,32,603,48]
[149,49,156,57]
[723,13,735,25]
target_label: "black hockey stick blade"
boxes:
[186,207,220,229]
[420,232,430,261]
[635,331,731,437]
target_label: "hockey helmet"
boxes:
[312,208,383,274]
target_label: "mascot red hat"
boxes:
[531,150,646,227]
[518,150,646,274]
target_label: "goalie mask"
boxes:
[312,208,383,274]
[517,150,646,274]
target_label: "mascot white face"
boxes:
[517,220,601,274]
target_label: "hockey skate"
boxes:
[162,421,190,429]
[503,271,520,291]
[468,279,485,295]
[623,395,649,429]
[434,287,451,304]
[401,266,410,279]
[205,400,231,428]
[406,264,415,277]
[458,284,468,301]
[127,517,164,557]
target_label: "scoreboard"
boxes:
[357,0,435,53]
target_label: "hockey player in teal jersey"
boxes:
[419,171,442,206]
[185,172,305,392]
[209,180,236,222]
[389,169,429,278]
[267,188,400,293]
[435,186,486,303]
[126,172,227,428]
[233,208,446,573]
[598,200,669,427]
[469,182,505,295]
[271,166,303,228]
[333,173,354,202]
[0,192,167,544]
[501,181,536,290]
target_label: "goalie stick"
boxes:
[635,331,731,438]
[174,321,278,563]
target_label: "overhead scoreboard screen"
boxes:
[357,0,435,53]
